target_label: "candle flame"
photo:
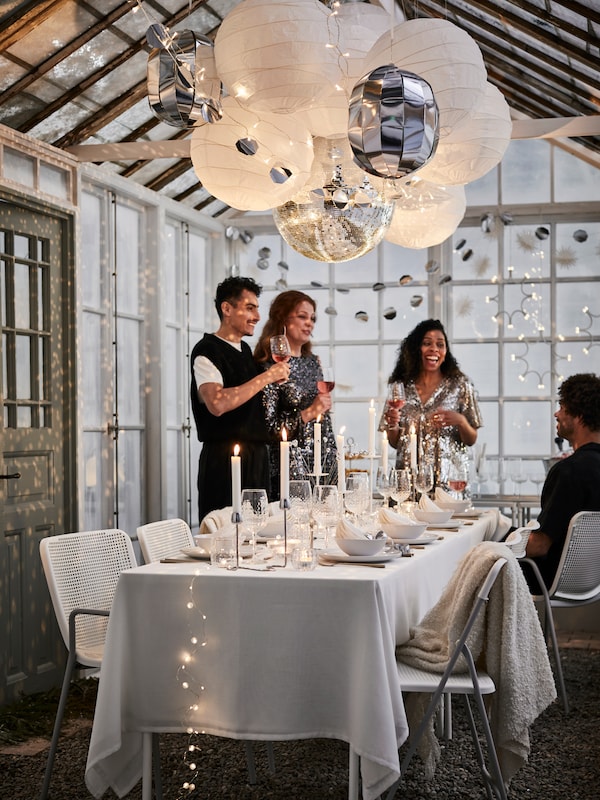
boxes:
[409,424,416,435]
[370,399,374,408]
[316,415,321,423]
[233,444,240,456]
[282,427,288,442]
[339,425,346,435]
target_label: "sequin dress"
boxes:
[261,354,338,498]
[383,375,483,492]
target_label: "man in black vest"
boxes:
[191,276,289,523]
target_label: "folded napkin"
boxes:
[336,517,368,540]
[434,487,458,506]
[379,507,417,526]
[418,493,442,512]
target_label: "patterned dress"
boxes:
[384,375,483,492]
[261,354,338,499]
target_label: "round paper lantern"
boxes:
[334,1,393,93]
[364,19,487,137]
[214,0,345,115]
[273,137,395,262]
[348,65,439,179]
[147,29,222,126]
[384,182,466,249]
[417,83,512,185]
[190,97,313,211]
[294,88,350,139]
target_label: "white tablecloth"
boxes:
[85,515,493,800]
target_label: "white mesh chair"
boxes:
[519,510,600,714]
[39,529,140,800]
[384,556,509,800]
[136,518,195,563]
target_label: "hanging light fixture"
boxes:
[147,27,222,126]
[384,183,466,249]
[273,137,395,262]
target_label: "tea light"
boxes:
[291,546,317,571]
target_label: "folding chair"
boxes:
[519,510,600,714]
[385,555,509,800]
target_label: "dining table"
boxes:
[84,512,496,800]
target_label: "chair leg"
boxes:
[152,733,163,800]
[39,650,78,800]
[348,746,360,800]
[541,603,569,714]
[244,741,257,785]
[266,741,276,773]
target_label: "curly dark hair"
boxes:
[558,373,600,431]
[254,290,316,363]
[389,319,463,383]
[214,276,262,320]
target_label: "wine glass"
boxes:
[375,466,393,506]
[288,479,312,523]
[384,382,405,429]
[344,472,370,521]
[448,462,469,500]
[509,458,527,496]
[415,463,434,497]
[312,484,339,547]
[241,488,268,558]
[317,367,335,394]
[270,334,291,363]
[390,468,411,507]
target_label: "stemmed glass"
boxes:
[415,463,434,497]
[270,334,292,363]
[530,464,546,496]
[344,472,370,521]
[448,462,469,500]
[288,479,313,532]
[312,484,339,547]
[241,489,268,558]
[317,367,335,394]
[390,468,411,507]
[375,466,393,507]
[384,382,405,428]
[510,458,527,496]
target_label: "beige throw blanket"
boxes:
[396,541,556,784]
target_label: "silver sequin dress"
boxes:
[261,354,338,498]
[383,375,483,492]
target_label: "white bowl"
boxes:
[435,499,472,513]
[335,537,386,557]
[413,508,454,524]
[380,522,428,541]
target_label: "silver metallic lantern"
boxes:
[147,28,222,127]
[348,65,439,180]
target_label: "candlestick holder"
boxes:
[231,510,242,568]
[280,497,290,567]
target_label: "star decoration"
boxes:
[456,296,475,317]
[474,255,491,277]
[516,231,537,253]
[555,246,577,269]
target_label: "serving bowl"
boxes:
[413,508,454,524]
[380,522,428,541]
[335,537,386,557]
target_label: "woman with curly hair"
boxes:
[382,319,482,491]
[255,290,337,499]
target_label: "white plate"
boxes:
[425,520,465,529]
[453,508,481,518]
[398,532,440,545]
[320,549,398,564]
[181,546,210,560]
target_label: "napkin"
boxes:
[336,517,369,540]
[379,507,417,526]
[418,493,443,512]
[434,487,459,506]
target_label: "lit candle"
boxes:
[409,424,417,470]
[337,426,346,494]
[368,399,376,456]
[280,427,290,505]
[231,444,241,515]
[314,415,322,476]
[381,430,388,473]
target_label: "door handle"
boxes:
[0,472,21,480]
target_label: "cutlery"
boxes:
[318,558,385,568]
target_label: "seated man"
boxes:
[524,373,600,589]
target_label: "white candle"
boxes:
[409,424,417,470]
[368,399,376,456]
[280,427,290,504]
[381,430,388,473]
[231,444,242,515]
[314,415,322,476]
[337,427,346,494]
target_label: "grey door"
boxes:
[0,195,76,705]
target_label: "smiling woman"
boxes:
[381,319,482,492]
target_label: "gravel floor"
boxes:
[1,648,598,800]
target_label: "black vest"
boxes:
[190,334,268,443]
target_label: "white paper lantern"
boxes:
[364,19,487,137]
[190,97,313,211]
[295,87,349,139]
[384,182,466,249]
[417,83,513,185]
[214,0,345,115]
[334,2,392,92]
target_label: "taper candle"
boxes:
[368,399,376,455]
[231,444,242,515]
[280,427,290,504]
[314,415,322,475]
[409,424,417,470]
[337,427,346,494]
[381,430,388,473]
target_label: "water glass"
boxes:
[289,479,313,527]
[390,468,411,505]
[415,463,434,496]
[344,472,370,519]
[241,488,268,557]
[210,530,236,569]
[313,484,339,547]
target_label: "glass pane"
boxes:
[15,334,31,399]
[39,162,69,200]
[117,430,143,534]
[81,192,103,309]
[14,234,30,260]
[464,165,498,206]
[555,341,595,380]
[334,400,381,460]
[39,337,45,400]
[505,224,551,280]
[165,428,182,520]
[451,225,499,281]
[504,341,552,396]
[503,401,553,457]
[83,432,105,530]
[38,265,44,331]
[164,224,178,324]
[501,140,551,205]
[556,282,598,342]
[165,326,179,426]
[1,258,5,326]
[17,406,32,427]
[475,400,499,457]
[381,240,425,284]
[81,312,104,426]
[335,343,379,401]
[451,285,500,340]
[501,282,551,339]
[116,204,141,315]
[4,148,35,187]
[554,147,600,202]
[332,288,379,341]
[188,231,207,329]
[555,222,600,277]
[117,317,141,425]
[453,342,498,397]
[14,262,30,329]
